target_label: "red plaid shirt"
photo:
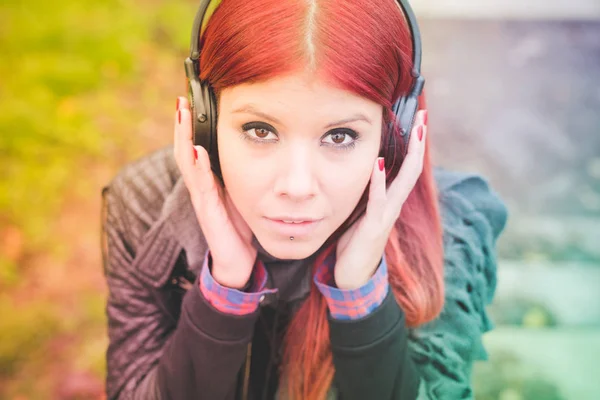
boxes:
[200,247,389,320]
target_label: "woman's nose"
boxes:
[272,148,317,201]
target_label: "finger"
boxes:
[386,110,427,215]
[174,100,195,172]
[173,96,190,154]
[179,96,190,111]
[193,145,219,196]
[366,157,387,224]
[188,146,223,241]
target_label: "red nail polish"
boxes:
[193,146,198,160]
[176,97,181,110]
[423,110,428,125]
[418,125,424,141]
[178,109,181,124]
[378,158,384,171]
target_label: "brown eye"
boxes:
[321,129,360,150]
[255,128,270,138]
[330,132,346,144]
[241,122,278,144]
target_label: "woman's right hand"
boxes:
[173,97,257,289]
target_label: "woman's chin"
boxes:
[256,234,325,261]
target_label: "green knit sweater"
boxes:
[411,168,508,399]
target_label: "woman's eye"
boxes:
[241,122,278,142]
[247,127,276,140]
[322,130,358,148]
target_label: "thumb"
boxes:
[224,190,255,245]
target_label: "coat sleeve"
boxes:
[329,290,421,399]
[102,184,259,400]
[409,174,508,399]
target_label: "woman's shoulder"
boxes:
[102,146,180,249]
[433,166,508,240]
[105,145,179,197]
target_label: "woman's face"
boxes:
[217,71,383,260]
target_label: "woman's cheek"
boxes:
[331,175,367,217]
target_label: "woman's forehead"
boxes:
[220,72,383,121]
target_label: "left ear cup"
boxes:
[388,74,425,158]
[384,95,412,161]
[396,93,417,150]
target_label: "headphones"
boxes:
[184,0,425,183]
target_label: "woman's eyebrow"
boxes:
[232,105,284,125]
[231,104,373,128]
[324,114,372,128]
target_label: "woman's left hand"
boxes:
[334,110,428,290]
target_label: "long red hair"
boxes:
[198,0,445,398]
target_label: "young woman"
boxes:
[101,0,508,399]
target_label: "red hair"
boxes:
[199,0,444,398]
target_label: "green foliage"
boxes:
[0,0,194,246]
[0,296,62,376]
[0,0,196,392]
[0,256,19,287]
[488,298,558,328]
[473,350,565,400]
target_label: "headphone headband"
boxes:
[188,0,213,61]
[188,0,423,79]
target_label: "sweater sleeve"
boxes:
[328,290,420,399]
[410,173,508,399]
[102,185,259,400]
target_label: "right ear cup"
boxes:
[185,57,223,184]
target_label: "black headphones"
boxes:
[184,0,425,183]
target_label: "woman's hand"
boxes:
[334,110,428,290]
[173,97,257,289]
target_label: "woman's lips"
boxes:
[264,217,323,237]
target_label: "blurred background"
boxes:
[0,0,598,398]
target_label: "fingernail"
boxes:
[177,109,181,124]
[418,125,424,141]
[176,97,181,110]
[423,110,428,125]
[193,146,198,160]
[378,157,384,171]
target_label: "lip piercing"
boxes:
[290,236,294,241]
